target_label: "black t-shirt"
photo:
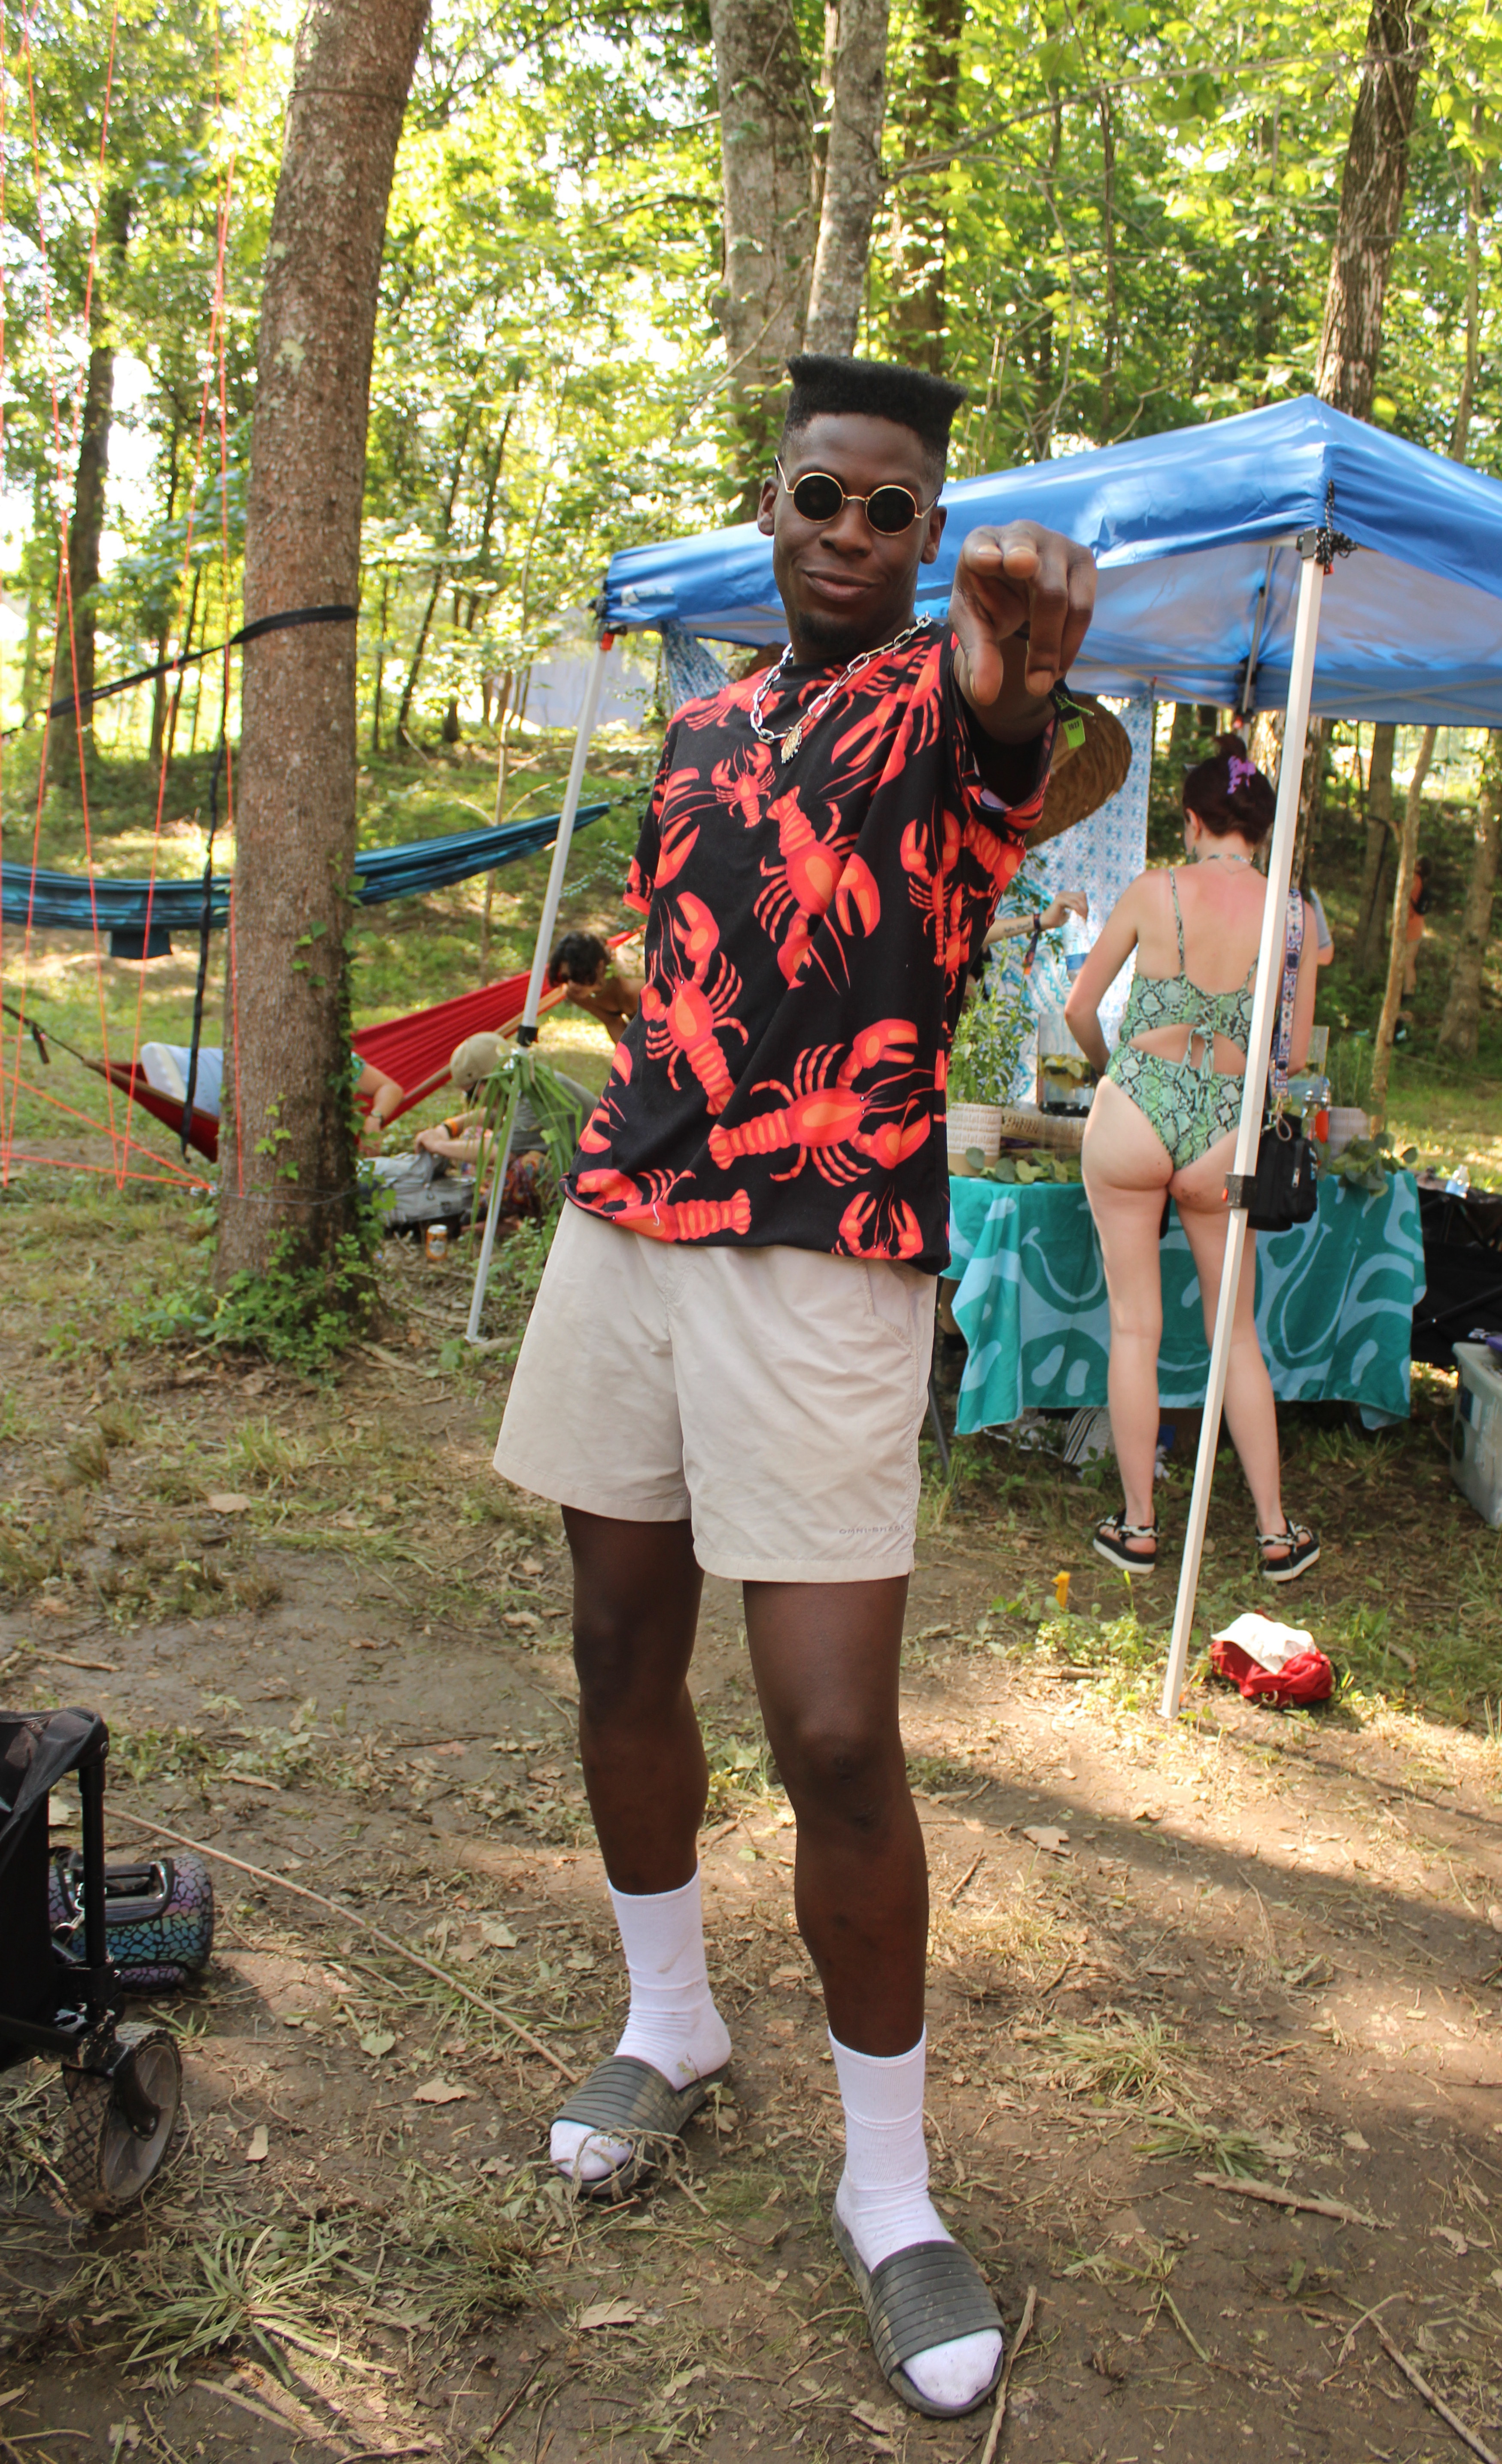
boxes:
[563,626,1052,1272]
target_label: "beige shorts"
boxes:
[494,1202,936,1583]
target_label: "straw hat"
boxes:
[1031,694,1133,847]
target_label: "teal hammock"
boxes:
[2,801,610,958]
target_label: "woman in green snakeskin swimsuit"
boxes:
[1064,735,1320,1583]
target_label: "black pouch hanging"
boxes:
[1224,892,1318,1234]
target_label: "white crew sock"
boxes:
[550,1867,731,2185]
[831,2030,1003,2413]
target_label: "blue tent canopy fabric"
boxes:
[1,802,610,946]
[603,398,1502,727]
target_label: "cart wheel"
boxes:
[58,2023,182,2218]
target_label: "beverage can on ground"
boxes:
[425,1222,448,1262]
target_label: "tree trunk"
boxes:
[1097,88,1117,437]
[803,0,888,357]
[1450,156,1481,460]
[1370,724,1437,1115]
[885,0,961,373]
[217,0,429,1293]
[708,0,814,506]
[149,423,183,772]
[1291,715,1328,888]
[52,188,131,791]
[1313,0,1426,419]
[1438,734,1501,1058]
[1355,719,1397,970]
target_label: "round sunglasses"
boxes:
[774,456,936,538]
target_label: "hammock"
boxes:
[1,802,611,953]
[65,927,637,1162]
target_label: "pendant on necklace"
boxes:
[780,720,803,761]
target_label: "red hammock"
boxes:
[78,933,635,1164]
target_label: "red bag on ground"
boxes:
[1210,1634,1334,1705]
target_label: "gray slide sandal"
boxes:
[832,2207,1005,2419]
[552,2054,726,2200]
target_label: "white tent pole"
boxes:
[465,633,612,1347]
[517,636,613,1040]
[1158,546,1326,1720]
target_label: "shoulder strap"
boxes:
[1269,891,1304,1097]
[1168,868,1186,969]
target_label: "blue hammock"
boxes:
[1,801,611,957]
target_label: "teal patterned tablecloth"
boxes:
[946,1172,1424,1434]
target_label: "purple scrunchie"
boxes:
[1227,753,1257,795]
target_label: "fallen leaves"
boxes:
[205,1492,254,1514]
[245,2125,269,2163]
[359,2029,397,2059]
[1021,1825,1070,1855]
[573,2297,641,2331]
[412,2078,471,2105]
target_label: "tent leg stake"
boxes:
[1158,547,1326,1720]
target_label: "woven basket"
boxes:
[1031,694,1133,847]
[946,1101,1005,1165]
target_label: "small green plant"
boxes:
[1328,1031,1374,1111]
[949,972,1034,1106]
[965,1144,1082,1185]
[1322,1131,1417,1195]
[125,1226,379,1374]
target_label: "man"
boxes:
[494,353,1095,2418]
[547,930,643,1044]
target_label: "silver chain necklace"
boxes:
[748,617,933,763]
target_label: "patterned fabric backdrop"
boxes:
[984,690,1155,1098]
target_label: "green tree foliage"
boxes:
[2,0,1497,740]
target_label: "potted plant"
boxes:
[947,974,1033,1165]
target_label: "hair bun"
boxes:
[1214,730,1249,759]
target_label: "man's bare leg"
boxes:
[742,1574,924,2050]
[550,1509,730,2184]
[564,1507,706,1890]
[743,1577,1001,2412]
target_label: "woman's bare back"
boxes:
[1126,862,1270,1077]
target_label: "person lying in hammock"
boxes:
[139,1043,403,1142]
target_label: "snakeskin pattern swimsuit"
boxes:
[1104,870,1258,1168]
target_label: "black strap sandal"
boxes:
[551,2054,726,2201]
[831,2209,1004,2420]
[1094,1510,1158,1571]
[1258,1520,1320,1583]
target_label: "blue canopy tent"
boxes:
[602,396,1502,726]
[485,402,1502,1703]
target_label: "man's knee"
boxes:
[572,1597,693,1730]
[774,1708,905,1830]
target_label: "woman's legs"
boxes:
[1082,1078,1173,1535]
[1171,1148,1286,1537]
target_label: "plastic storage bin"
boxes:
[1451,1340,1502,1528]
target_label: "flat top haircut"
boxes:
[781,354,968,482]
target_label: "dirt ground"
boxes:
[4,1212,1502,2464]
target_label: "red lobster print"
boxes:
[577,1045,632,1155]
[710,742,775,828]
[639,890,748,1116]
[901,804,979,990]
[754,785,880,987]
[836,1191,924,1262]
[706,1017,929,1186]
[574,1167,751,1243]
